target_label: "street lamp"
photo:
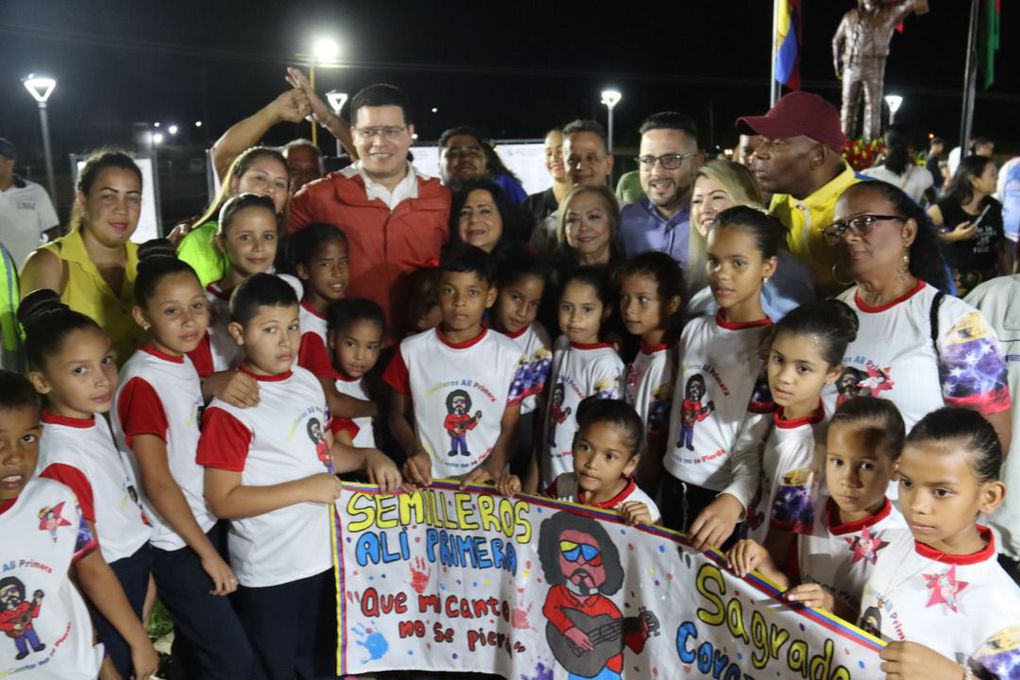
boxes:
[885,94,903,126]
[168,124,179,136]
[600,89,622,155]
[325,90,348,157]
[22,74,57,200]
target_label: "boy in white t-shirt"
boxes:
[197,274,399,679]
[386,245,527,488]
[0,371,157,680]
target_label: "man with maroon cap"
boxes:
[737,91,859,295]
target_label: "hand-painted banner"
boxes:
[333,481,886,679]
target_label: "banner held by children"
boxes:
[333,481,886,679]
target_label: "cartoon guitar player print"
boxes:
[444,389,482,457]
[0,577,46,661]
[547,383,572,449]
[678,374,714,451]
[538,511,659,680]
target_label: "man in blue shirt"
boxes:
[617,113,703,266]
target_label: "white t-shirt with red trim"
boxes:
[797,495,906,615]
[834,281,1011,431]
[746,406,825,543]
[38,411,150,563]
[196,365,333,588]
[542,336,626,487]
[624,342,675,443]
[297,301,334,378]
[665,313,774,491]
[334,373,375,448]
[0,478,103,679]
[112,345,216,552]
[547,472,661,524]
[500,322,553,415]
[383,327,527,479]
[858,527,1020,678]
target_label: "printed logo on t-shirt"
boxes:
[836,362,894,405]
[923,565,968,613]
[846,526,889,565]
[647,382,672,434]
[306,417,331,470]
[972,626,1020,676]
[443,389,482,458]
[0,577,47,660]
[515,348,552,402]
[547,383,573,449]
[677,374,714,451]
[36,503,71,542]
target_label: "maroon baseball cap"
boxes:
[736,91,846,152]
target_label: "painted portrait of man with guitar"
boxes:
[538,511,659,679]
[443,389,482,458]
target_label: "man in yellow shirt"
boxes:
[736,92,860,296]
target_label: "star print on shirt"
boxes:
[845,526,889,565]
[923,565,969,613]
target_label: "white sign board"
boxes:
[411,141,549,195]
[73,156,161,243]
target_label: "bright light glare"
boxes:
[153,121,161,128]
[884,94,903,114]
[313,37,340,64]
[195,121,203,128]
[168,125,179,135]
[22,75,57,103]
[152,132,164,145]
[600,89,622,109]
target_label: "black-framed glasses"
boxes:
[353,125,407,140]
[823,214,904,245]
[634,152,698,170]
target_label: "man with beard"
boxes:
[617,113,703,267]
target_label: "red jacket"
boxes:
[288,170,450,334]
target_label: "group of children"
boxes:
[2,195,1017,679]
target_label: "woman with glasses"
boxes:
[828,180,1011,444]
[929,154,1011,297]
[684,160,814,320]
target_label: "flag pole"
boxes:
[770,0,780,105]
[959,0,980,159]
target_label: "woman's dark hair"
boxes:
[287,223,348,272]
[0,370,40,412]
[196,147,288,227]
[17,289,103,370]
[449,178,530,255]
[829,396,906,461]
[217,193,277,236]
[842,181,950,291]
[72,148,143,233]
[135,238,200,307]
[327,298,385,336]
[561,265,614,311]
[439,126,522,185]
[230,272,299,326]
[944,154,994,206]
[906,407,1002,483]
[881,125,910,176]
[575,397,644,458]
[711,205,782,259]
[495,248,551,289]
[774,299,859,367]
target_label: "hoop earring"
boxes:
[831,263,854,287]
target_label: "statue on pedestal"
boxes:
[832,0,929,140]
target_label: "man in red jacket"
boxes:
[288,84,450,335]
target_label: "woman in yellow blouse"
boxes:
[20,149,144,364]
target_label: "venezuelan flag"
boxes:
[775,0,801,89]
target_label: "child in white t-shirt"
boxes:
[386,245,527,488]
[728,396,907,620]
[198,273,399,678]
[858,408,1020,679]
[327,298,385,449]
[0,371,158,680]
[617,251,683,495]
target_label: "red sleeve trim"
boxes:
[196,407,253,472]
[330,417,361,441]
[40,464,96,522]
[187,332,215,379]
[382,346,410,394]
[298,332,335,378]
[117,377,169,448]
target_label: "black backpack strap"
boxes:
[930,290,945,365]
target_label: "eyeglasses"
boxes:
[634,152,698,170]
[354,126,407,140]
[823,214,904,245]
[559,540,602,565]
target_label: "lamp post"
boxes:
[308,37,340,146]
[885,94,903,126]
[600,89,622,155]
[22,74,57,200]
[325,90,348,157]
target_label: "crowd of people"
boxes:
[1,70,1020,680]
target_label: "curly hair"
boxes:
[537,511,624,595]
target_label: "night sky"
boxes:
[2,0,1019,167]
